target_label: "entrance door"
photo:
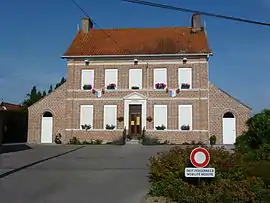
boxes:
[41,112,53,143]
[129,104,142,137]
[222,112,236,144]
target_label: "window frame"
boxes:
[178,104,193,130]
[103,105,117,130]
[153,68,167,89]
[154,105,168,130]
[80,105,94,130]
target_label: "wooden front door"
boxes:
[129,104,142,137]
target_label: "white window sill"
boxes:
[179,88,192,90]
[72,88,206,93]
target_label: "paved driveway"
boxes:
[0,144,172,203]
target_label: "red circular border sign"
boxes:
[190,147,210,168]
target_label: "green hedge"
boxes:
[148,146,270,202]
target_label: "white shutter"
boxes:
[154,105,167,129]
[105,69,118,89]
[80,105,93,129]
[178,68,192,88]
[129,69,142,89]
[179,105,192,130]
[81,70,94,89]
[104,105,117,129]
[154,68,167,88]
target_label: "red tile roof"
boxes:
[63,27,212,56]
[0,102,22,111]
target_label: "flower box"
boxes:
[147,116,153,122]
[81,124,91,131]
[83,84,92,90]
[107,83,116,90]
[181,125,190,130]
[131,86,140,90]
[117,117,124,122]
[181,83,190,89]
[105,124,115,130]
[155,83,166,89]
[155,124,166,130]
[101,88,105,94]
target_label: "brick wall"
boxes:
[209,83,251,144]
[27,83,67,143]
[67,59,208,91]
[27,58,251,145]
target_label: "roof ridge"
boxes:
[87,26,194,31]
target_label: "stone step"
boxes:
[126,139,140,144]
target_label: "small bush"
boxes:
[148,146,270,202]
[95,139,103,144]
[142,136,162,145]
[68,137,103,145]
[68,137,81,145]
[209,135,217,145]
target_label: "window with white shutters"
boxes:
[129,69,142,89]
[104,105,117,129]
[179,105,192,130]
[105,69,118,89]
[154,105,167,130]
[80,105,93,129]
[81,70,94,90]
[153,68,167,89]
[178,68,192,89]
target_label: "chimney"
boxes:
[81,17,93,33]
[191,13,202,32]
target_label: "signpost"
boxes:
[185,147,215,183]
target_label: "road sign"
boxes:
[190,147,210,168]
[185,167,215,177]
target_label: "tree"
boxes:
[22,77,66,109]
[54,77,66,90]
[48,85,53,94]
[22,85,43,108]
[235,109,270,153]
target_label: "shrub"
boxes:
[235,109,270,153]
[209,135,217,145]
[68,137,103,145]
[142,136,162,145]
[148,146,270,202]
[68,137,81,145]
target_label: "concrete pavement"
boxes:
[0,144,172,203]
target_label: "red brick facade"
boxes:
[27,58,251,144]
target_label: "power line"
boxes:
[70,0,125,54]
[123,0,270,27]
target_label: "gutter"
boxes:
[61,53,213,59]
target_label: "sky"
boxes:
[0,0,270,113]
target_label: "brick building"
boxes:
[27,14,251,144]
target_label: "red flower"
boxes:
[109,83,116,87]
[92,89,96,94]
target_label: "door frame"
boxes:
[129,104,142,135]
[41,111,53,144]
[222,112,236,144]
[124,100,146,131]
